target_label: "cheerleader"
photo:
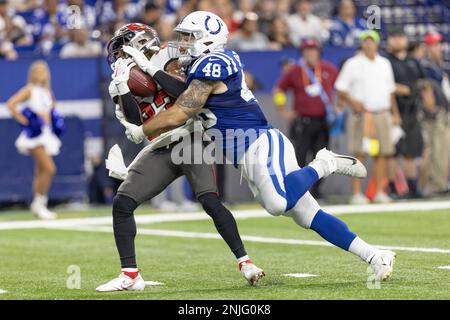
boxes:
[6,61,64,219]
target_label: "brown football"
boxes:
[127,66,157,97]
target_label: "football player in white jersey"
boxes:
[96,24,264,292]
[6,61,63,220]
[121,12,396,282]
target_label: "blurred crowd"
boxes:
[0,0,381,59]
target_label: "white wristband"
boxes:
[116,81,130,95]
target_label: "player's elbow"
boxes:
[6,100,16,113]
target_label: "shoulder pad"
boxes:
[188,53,240,81]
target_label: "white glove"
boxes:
[108,81,119,101]
[123,45,160,77]
[115,104,125,122]
[112,57,135,95]
[119,118,146,144]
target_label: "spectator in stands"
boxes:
[335,30,401,204]
[286,0,326,47]
[385,27,425,199]
[276,0,291,17]
[97,0,142,43]
[214,0,240,34]
[328,0,366,48]
[6,61,62,219]
[137,1,162,28]
[228,12,271,51]
[268,15,294,49]
[0,0,17,59]
[31,0,69,55]
[274,38,338,198]
[60,26,102,58]
[254,0,276,36]
[0,0,32,45]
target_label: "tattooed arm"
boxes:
[141,79,217,137]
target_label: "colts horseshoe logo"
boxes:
[204,15,222,35]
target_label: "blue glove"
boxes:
[50,108,65,137]
[21,107,43,138]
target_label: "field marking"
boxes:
[284,274,318,278]
[0,289,7,294]
[1,200,450,231]
[145,281,164,286]
[437,266,450,270]
[55,225,450,255]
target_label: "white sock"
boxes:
[122,268,139,273]
[348,237,378,263]
[32,194,47,208]
[309,161,327,179]
[237,255,250,264]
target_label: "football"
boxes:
[128,66,157,97]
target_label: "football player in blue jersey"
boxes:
[121,11,396,282]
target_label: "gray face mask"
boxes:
[167,30,204,66]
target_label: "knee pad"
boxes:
[282,192,320,228]
[113,194,138,218]
[261,195,287,216]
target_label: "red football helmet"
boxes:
[106,23,160,65]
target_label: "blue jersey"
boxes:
[186,49,272,163]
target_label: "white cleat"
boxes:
[96,272,146,292]
[368,250,396,281]
[239,260,265,286]
[314,148,367,179]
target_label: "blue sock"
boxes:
[284,166,319,211]
[310,209,357,250]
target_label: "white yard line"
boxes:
[1,200,450,231]
[1,200,449,255]
[284,274,318,278]
[144,281,164,286]
[54,225,450,254]
[437,266,450,270]
[0,289,7,294]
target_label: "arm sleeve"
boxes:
[152,70,187,98]
[119,93,142,125]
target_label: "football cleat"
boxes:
[96,271,146,292]
[239,260,265,286]
[368,250,396,281]
[314,148,367,179]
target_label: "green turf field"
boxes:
[0,204,449,300]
